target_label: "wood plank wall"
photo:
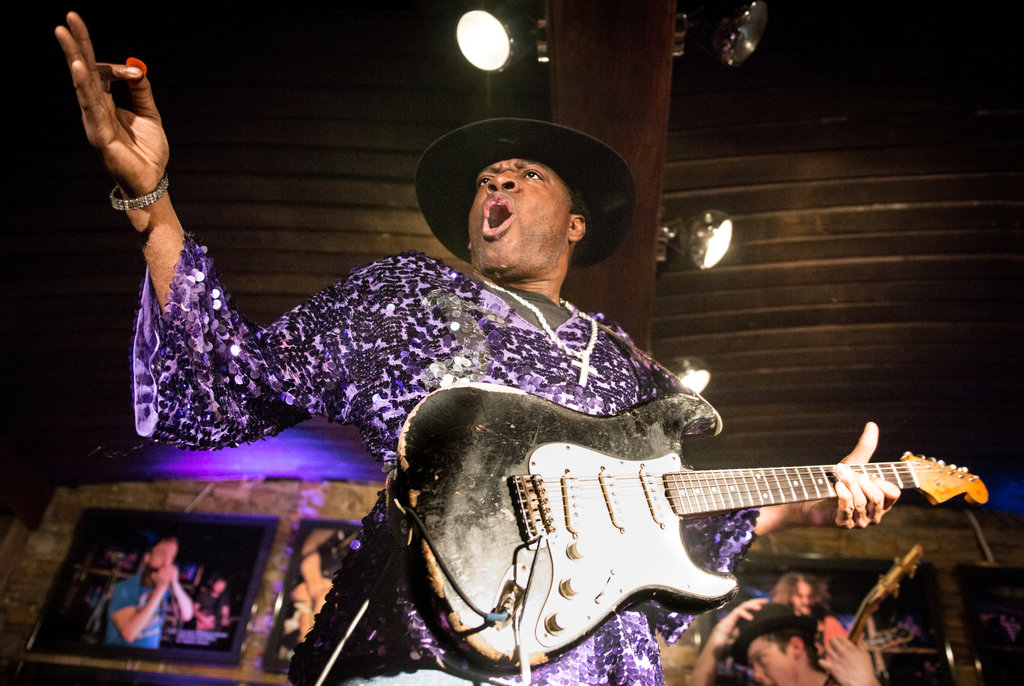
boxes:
[652,3,1023,496]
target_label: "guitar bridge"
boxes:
[510,474,554,541]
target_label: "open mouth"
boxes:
[483,198,514,237]
[488,203,511,228]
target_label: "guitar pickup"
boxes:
[510,474,554,540]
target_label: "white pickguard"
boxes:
[487,443,738,657]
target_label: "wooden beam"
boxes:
[548,0,676,350]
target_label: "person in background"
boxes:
[105,536,194,647]
[690,601,882,686]
[193,574,230,631]
[771,572,847,650]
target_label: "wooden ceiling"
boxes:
[5,2,1022,520]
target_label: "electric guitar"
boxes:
[822,544,924,686]
[391,383,987,668]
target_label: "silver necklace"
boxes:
[486,281,599,386]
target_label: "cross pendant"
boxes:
[570,357,599,386]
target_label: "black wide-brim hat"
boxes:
[415,118,636,267]
[730,603,818,666]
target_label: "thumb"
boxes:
[840,421,878,465]
[126,74,161,122]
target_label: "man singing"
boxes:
[57,12,899,684]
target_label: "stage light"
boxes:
[457,10,515,72]
[688,210,733,269]
[674,1,768,67]
[712,1,769,66]
[456,6,547,72]
[658,210,733,269]
[676,357,711,393]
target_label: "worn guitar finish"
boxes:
[391,383,988,668]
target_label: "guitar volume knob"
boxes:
[559,577,579,598]
[545,613,566,635]
[566,540,586,559]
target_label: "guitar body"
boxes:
[392,383,735,667]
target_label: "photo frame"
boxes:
[693,552,954,686]
[12,661,243,685]
[263,517,363,671]
[26,508,277,666]
[958,565,1024,686]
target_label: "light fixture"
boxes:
[675,357,711,394]
[673,2,768,67]
[689,209,733,269]
[456,8,546,72]
[657,209,733,269]
[712,1,769,67]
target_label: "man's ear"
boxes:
[787,635,808,660]
[568,214,586,245]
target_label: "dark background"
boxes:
[4,3,1021,518]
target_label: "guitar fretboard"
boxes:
[663,463,919,516]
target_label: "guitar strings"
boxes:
[520,463,921,519]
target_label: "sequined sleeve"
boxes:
[132,235,365,449]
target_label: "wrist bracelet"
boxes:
[110,172,169,211]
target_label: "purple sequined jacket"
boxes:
[132,237,758,685]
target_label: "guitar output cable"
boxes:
[392,497,512,624]
[394,497,553,683]
[510,535,548,684]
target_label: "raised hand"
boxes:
[56,11,184,307]
[689,597,770,686]
[54,11,168,200]
[706,597,770,658]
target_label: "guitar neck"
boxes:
[663,462,917,517]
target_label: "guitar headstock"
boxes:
[862,544,924,610]
[901,452,989,505]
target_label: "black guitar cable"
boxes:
[392,497,513,623]
[510,534,547,684]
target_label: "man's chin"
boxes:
[472,247,520,278]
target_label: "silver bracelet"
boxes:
[110,172,169,211]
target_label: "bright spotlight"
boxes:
[457,10,513,72]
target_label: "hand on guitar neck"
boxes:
[755,422,902,536]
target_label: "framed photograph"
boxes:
[26,508,277,665]
[263,518,363,671]
[958,565,1024,686]
[693,553,954,686]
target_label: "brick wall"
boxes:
[2,481,1020,685]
